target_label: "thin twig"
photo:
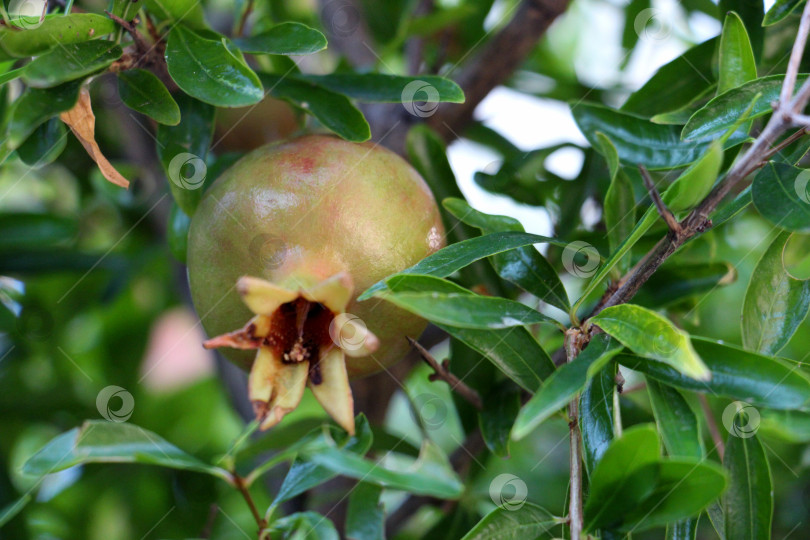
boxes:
[233,473,266,530]
[106,11,149,52]
[639,164,680,233]
[699,394,725,460]
[780,1,810,105]
[565,329,584,540]
[235,0,254,37]
[406,336,483,410]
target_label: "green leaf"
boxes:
[233,22,326,55]
[0,494,30,528]
[616,337,810,410]
[742,231,810,354]
[0,213,76,251]
[752,162,810,232]
[302,439,463,498]
[571,102,743,170]
[683,75,807,140]
[512,334,621,440]
[17,117,67,167]
[259,73,370,142]
[377,274,557,329]
[667,518,698,540]
[143,0,207,29]
[7,79,83,149]
[117,69,181,126]
[165,27,263,107]
[22,421,230,481]
[764,0,805,25]
[155,94,215,215]
[359,231,563,301]
[345,482,384,540]
[443,198,570,311]
[0,14,116,58]
[22,41,121,88]
[265,512,339,540]
[461,503,557,540]
[272,416,373,505]
[759,410,810,442]
[580,362,619,474]
[479,383,521,457]
[167,203,191,263]
[622,39,716,117]
[635,262,737,308]
[717,12,757,95]
[583,424,661,532]
[591,304,711,381]
[720,0,763,61]
[724,421,773,540]
[598,133,636,267]
[299,73,465,103]
[647,380,703,458]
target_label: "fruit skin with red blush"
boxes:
[186,135,445,379]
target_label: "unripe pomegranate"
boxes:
[187,135,445,434]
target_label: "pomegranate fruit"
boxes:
[187,135,445,433]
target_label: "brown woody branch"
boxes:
[406,336,483,410]
[640,164,681,233]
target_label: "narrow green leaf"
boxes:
[724,418,773,540]
[616,337,810,410]
[165,27,263,107]
[764,0,805,25]
[591,304,711,381]
[580,362,619,474]
[259,73,371,142]
[742,231,810,354]
[683,75,807,140]
[22,41,121,88]
[636,262,737,308]
[167,203,191,263]
[598,133,636,267]
[234,22,326,55]
[265,512,339,540]
[647,380,703,458]
[461,503,557,540]
[479,383,521,457]
[118,69,181,126]
[0,14,116,58]
[717,12,757,95]
[583,424,661,532]
[378,274,557,329]
[299,73,464,103]
[571,102,743,170]
[512,335,621,440]
[17,117,67,167]
[345,482,384,540]
[759,410,810,442]
[22,421,230,481]
[359,231,563,301]
[6,79,83,149]
[443,198,570,311]
[752,162,810,232]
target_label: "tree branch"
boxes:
[639,164,680,233]
[407,336,483,410]
[565,328,585,540]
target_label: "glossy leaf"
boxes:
[598,133,636,266]
[345,482,384,540]
[647,380,703,458]
[591,304,711,381]
[233,22,327,55]
[636,262,736,308]
[479,383,521,457]
[443,198,570,311]
[165,27,263,107]
[764,0,804,25]
[7,79,83,149]
[461,503,557,540]
[300,73,464,103]
[143,0,206,29]
[117,69,181,126]
[359,231,562,300]
[167,204,191,263]
[260,73,371,142]
[683,75,807,140]
[17,117,67,167]
[752,162,810,232]
[724,421,773,540]
[616,337,810,410]
[717,12,757,95]
[265,512,339,540]
[22,421,230,481]
[571,102,743,170]
[583,424,661,532]
[622,39,716,117]
[512,335,621,440]
[155,94,216,215]
[378,274,557,329]
[22,41,121,88]
[580,362,618,474]
[0,14,116,58]
[742,231,810,354]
